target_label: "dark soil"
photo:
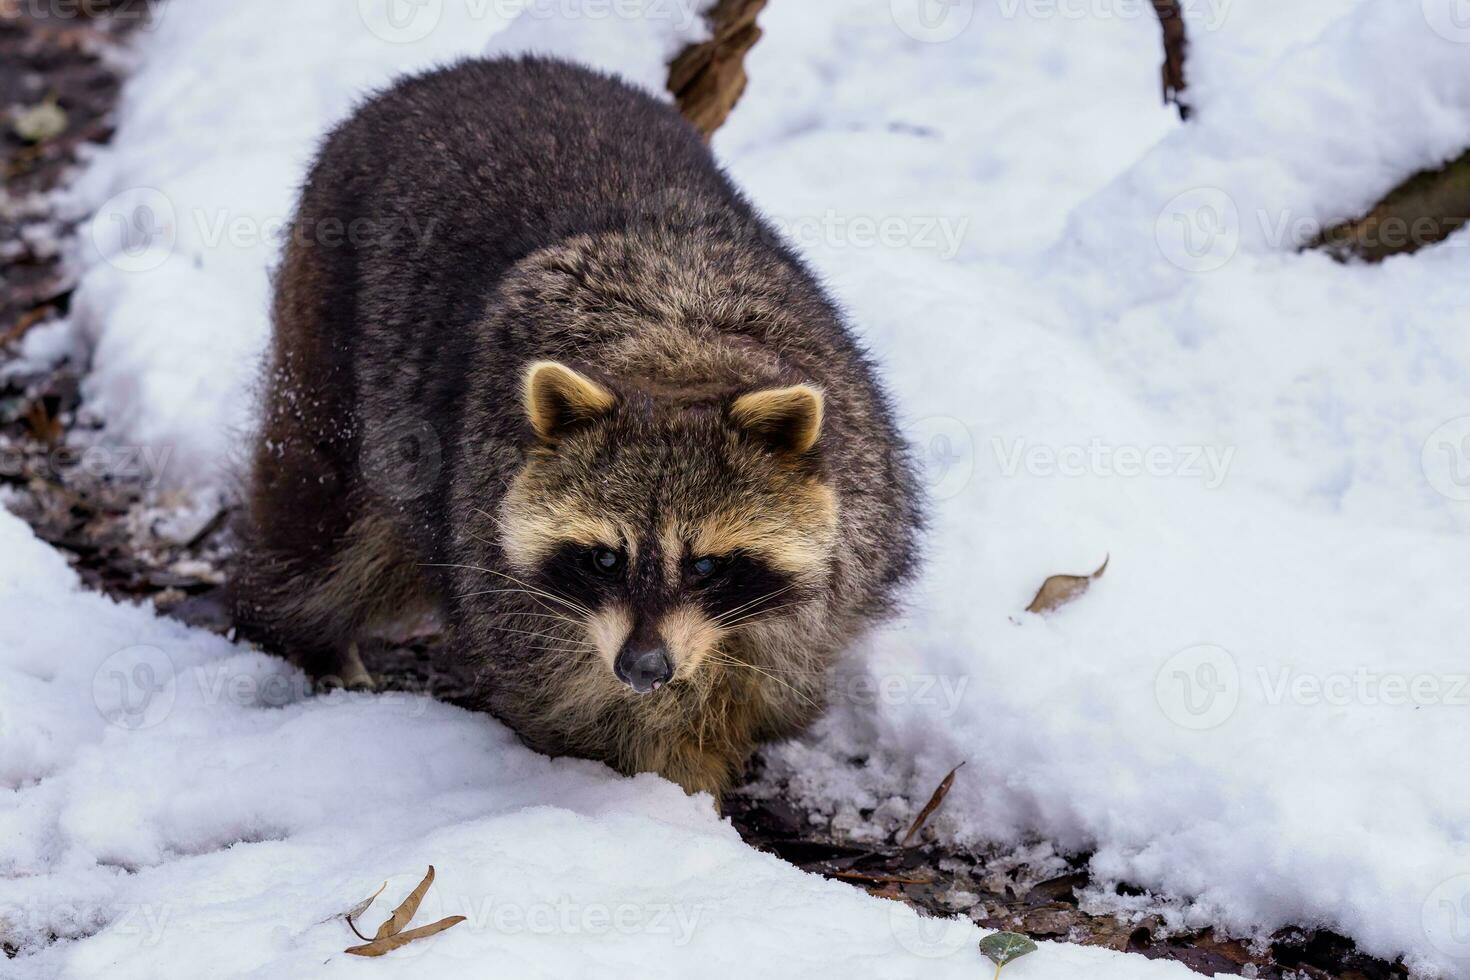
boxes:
[0,6,1412,979]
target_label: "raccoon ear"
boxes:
[523,361,616,444]
[730,384,825,454]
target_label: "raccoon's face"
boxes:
[498,361,838,694]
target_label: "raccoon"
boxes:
[232,56,922,798]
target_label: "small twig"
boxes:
[346,915,372,942]
[829,870,929,886]
[342,880,387,941]
[1149,0,1190,120]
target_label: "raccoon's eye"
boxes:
[689,555,722,581]
[589,547,624,577]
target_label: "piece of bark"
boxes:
[1150,0,1190,120]
[1309,149,1470,263]
[667,0,767,139]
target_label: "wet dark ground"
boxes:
[0,5,1411,978]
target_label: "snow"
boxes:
[7,0,1470,976]
[51,0,708,499]
[0,511,1197,980]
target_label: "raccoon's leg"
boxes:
[657,740,749,800]
[634,689,764,800]
[232,222,356,670]
[235,511,431,687]
[313,641,375,692]
[338,641,373,689]
[233,231,430,684]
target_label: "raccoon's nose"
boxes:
[614,645,673,694]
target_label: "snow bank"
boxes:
[48,0,712,498]
[22,0,1470,976]
[724,2,1470,976]
[0,513,1205,980]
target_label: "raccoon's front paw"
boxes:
[660,746,744,803]
[313,641,377,692]
[316,671,378,693]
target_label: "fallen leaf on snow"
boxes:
[1024,556,1109,614]
[332,881,385,935]
[899,762,965,847]
[374,865,437,941]
[345,916,467,957]
[24,399,63,446]
[341,866,464,957]
[979,931,1039,973]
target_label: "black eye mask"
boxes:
[532,542,796,625]
[687,551,794,624]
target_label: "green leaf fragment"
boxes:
[979,931,1038,967]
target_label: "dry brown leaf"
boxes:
[374,866,436,940]
[345,915,466,957]
[337,881,387,939]
[899,762,965,847]
[1025,556,1109,615]
[344,881,387,922]
[24,399,63,445]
